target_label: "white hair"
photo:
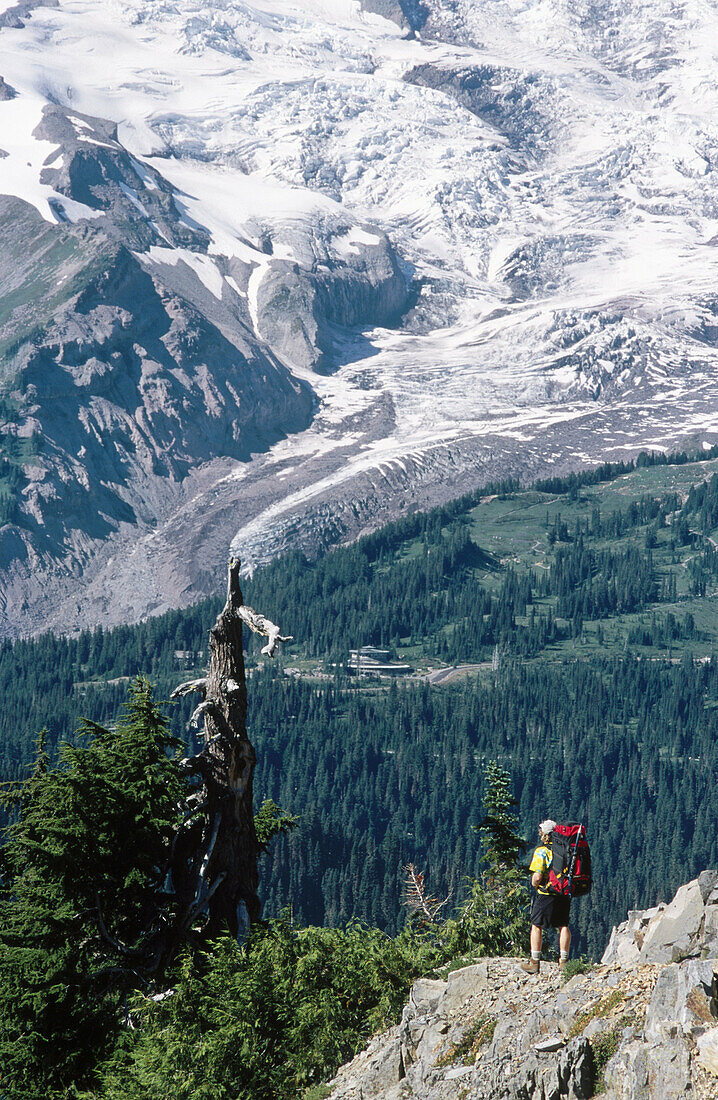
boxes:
[539,819,557,835]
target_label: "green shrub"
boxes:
[99,919,426,1100]
[589,1026,622,1095]
[561,957,595,984]
[436,1014,497,1067]
[568,990,625,1039]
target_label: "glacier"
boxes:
[1,0,718,632]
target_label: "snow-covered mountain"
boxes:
[1,0,718,634]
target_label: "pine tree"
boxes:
[478,760,526,869]
[0,679,186,1098]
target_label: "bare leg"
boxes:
[559,926,571,955]
[530,925,543,953]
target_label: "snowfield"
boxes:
[1,0,718,619]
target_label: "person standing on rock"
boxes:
[520,819,571,974]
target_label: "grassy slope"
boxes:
[389,458,718,669]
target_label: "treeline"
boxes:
[5,643,716,957]
[3,456,718,961]
[250,655,718,958]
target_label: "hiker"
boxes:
[520,818,571,974]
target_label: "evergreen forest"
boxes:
[3,450,718,967]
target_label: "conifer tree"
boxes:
[478,760,526,869]
[0,679,186,1098]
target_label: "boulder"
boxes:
[698,870,718,903]
[356,1037,405,1097]
[646,1038,692,1098]
[603,1037,691,1100]
[601,906,664,966]
[408,978,446,1017]
[640,879,706,963]
[602,1039,649,1099]
[697,1027,718,1076]
[601,874,718,968]
[644,959,717,1040]
[438,963,489,1017]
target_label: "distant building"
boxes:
[173,649,205,666]
[347,647,412,676]
[354,646,391,661]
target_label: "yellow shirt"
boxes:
[529,845,553,895]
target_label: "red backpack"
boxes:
[547,823,592,898]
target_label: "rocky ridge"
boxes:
[325,873,718,1100]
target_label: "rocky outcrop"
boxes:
[0,95,413,635]
[602,869,718,966]
[253,219,409,374]
[325,875,718,1100]
[0,187,314,633]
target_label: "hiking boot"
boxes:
[520,958,540,974]
[558,959,568,973]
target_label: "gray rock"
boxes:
[445,1063,472,1079]
[0,75,16,99]
[358,1037,405,1096]
[697,1027,718,1076]
[36,103,205,253]
[603,1039,649,1100]
[359,0,408,28]
[408,978,446,1017]
[601,906,665,966]
[640,879,705,964]
[702,905,718,957]
[535,1037,565,1052]
[604,1036,692,1100]
[698,870,718,903]
[0,0,57,29]
[645,959,717,1041]
[646,1038,692,1098]
[487,1037,593,1100]
[437,963,489,1017]
[254,221,409,374]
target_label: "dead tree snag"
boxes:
[171,557,290,940]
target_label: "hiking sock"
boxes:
[560,951,569,962]
[531,950,541,961]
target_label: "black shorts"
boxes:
[530,892,570,929]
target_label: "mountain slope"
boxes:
[1,0,718,633]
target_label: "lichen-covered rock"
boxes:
[644,960,717,1041]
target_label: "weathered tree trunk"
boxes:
[171,557,291,941]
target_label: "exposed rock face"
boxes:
[0,94,413,635]
[602,869,718,966]
[325,875,718,1100]
[253,220,408,374]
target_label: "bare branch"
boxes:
[198,813,221,887]
[170,678,208,700]
[94,891,150,960]
[190,700,213,728]
[184,871,228,928]
[401,864,448,924]
[178,753,212,778]
[236,604,293,657]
